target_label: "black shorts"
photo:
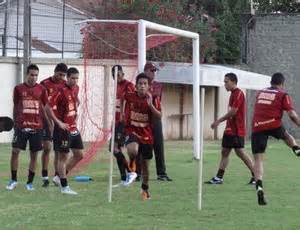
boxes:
[53,126,84,153]
[125,134,153,160]
[42,120,52,141]
[222,134,245,149]
[251,126,286,154]
[12,128,43,152]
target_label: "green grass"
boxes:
[0,140,300,230]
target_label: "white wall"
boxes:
[0,58,231,142]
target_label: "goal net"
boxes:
[76,19,203,209]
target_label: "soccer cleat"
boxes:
[204,176,223,184]
[141,189,151,201]
[293,147,300,156]
[248,177,256,185]
[42,178,49,187]
[135,175,141,182]
[6,180,18,191]
[112,180,127,188]
[52,175,61,187]
[124,172,137,186]
[25,183,35,191]
[61,186,78,195]
[257,189,267,205]
[157,175,173,182]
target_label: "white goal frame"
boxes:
[77,19,204,210]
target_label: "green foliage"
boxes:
[94,0,253,64]
[213,0,250,64]
[254,0,300,13]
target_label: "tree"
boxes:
[253,0,300,13]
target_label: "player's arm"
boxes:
[283,94,300,126]
[42,89,68,130]
[147,92,161,119]
[44,104,68,130]
[287,110,300,127]
[211,108,238,129]
[42,105,54,133]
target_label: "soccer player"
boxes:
[143,62,172,182]
[54,67,83,195]
[111,65,135,185]
[205,73,255,185]
[40,63,68,187]
[123,73,161,200]
[251,72,300,205]
[6,64,67,191]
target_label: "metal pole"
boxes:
[3,0,9,56]
[197,87,205,211]
[108,68,118,203]
[28,0,31,58]
[16,0,19,57]
[138,20,146,72]
[62,0,65,59]
[23,0,31,79]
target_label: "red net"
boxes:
[72,21,192,173]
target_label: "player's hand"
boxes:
[58,121,69,130]
[211,120,220,129]
[48,121,54,136]
[146,92,153,106]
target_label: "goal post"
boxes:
[137,20,203,210]
[77,19,204,210]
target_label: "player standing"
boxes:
[40,63,68,187]
[251,72,300,205]
[123,73,161,199]
[206,73,255,185]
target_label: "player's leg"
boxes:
[139,144,153,200]
[57,131,77,195]
[111,124,128,183]
[113,145,128,184]
[41,140,51,187]
[251,132,268,205]
[41,121,52,187]
[153,119,172,181]
[234,136,255,184]
[6,147,21,190]
[282,129,300,156]
[205,135,232,184]
[58,151,77,195]
[7,128,27,190]
[26,130,43,191]
[235,148,255,184]
[26,150,38,191]
[52,125,62,186]
[66,132,84,174]
[124,135,138,186]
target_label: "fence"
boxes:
[0,0,91,59]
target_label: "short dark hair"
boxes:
[26,64,39,74]
[135,73,150,85]
[271,72,285,85]
[54,63,68,73]
[112,65,123,79]
[67,67,79,77]
[225,72,238,84]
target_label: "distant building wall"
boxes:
[244,14,300,137]
[0,57,228,142]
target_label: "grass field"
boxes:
[0,140,300,230]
